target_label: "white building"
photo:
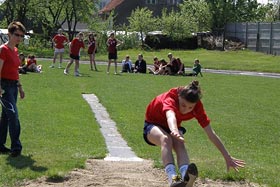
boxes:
[258,0,279,4]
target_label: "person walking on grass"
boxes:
[50,29,68,68]
[106,32,123,75]
[143,80,245,187]
[0,21,26,157]
[64,32,85,76]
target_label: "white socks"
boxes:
[179,164,189,179]
[165,163,177,184]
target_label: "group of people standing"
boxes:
[50,29,98,76]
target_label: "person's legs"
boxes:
[0,111,9,152]
[74,59,80,76]
[1,83,22,155]
[147,126,179,185]
[51,50,58,68]
[64,58,74,74]
[59,52,63,68]
[114,59,117,74]
[89,54,93,70]
[107,59,111,74]
[92,53,98,71]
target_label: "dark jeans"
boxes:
[0,80,22,152]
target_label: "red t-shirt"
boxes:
[107,38,117,54]
[0,44,20,80]
[27,59,37,66]
[70,38,85,56]
[145,88,210,129]
[88,38,96,54]
[53,34,68,49]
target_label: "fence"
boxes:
[225,22,280,55]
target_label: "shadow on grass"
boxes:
[6,154,48,172]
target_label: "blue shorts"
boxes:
[143,121,186,146]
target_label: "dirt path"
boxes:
[21,159,261,187]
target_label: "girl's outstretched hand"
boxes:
[226,156,246,172]
[170,130,185,142]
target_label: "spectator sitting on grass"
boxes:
[166,53,184,75]
[121,55,133,73]
[148,56,161,74]
[26,54,42,73]
[134,54,146,73]
[185,59,203,77]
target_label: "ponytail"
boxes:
[179,80,202,103]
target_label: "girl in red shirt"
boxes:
[0,21,26,157]
[87,33,98,71]
[106,33,122,74]
[143,80,245,187]
[64,32,85,76]
[50,29,68,68]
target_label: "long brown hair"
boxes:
[178,80,202,103]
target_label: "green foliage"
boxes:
[160,0,212,40]
[179,0,212,32]
[206,0,272,28]
[128,7,158,45]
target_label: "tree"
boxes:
[64,0,96,40]
[179,0,212,32]
[206,0,271,29]
[160,0,212,40]
[128,7,157,46]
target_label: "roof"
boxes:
[99,0,124,14]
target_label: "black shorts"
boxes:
[108,53,117,60]
[70,54,80,60]
[143,121,186,146]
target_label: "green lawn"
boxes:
[23,47,280,73]
[0,51,279,186]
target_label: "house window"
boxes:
[146,0,158,5]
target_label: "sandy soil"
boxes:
[21,159,262,187]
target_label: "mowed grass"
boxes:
[24,47,280,73]
[94,48,280,73]
[0,60,279,187]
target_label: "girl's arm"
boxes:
[204,125,245,171]
[166,110,184,142]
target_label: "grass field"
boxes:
[0,52,279,186]
[23,47,280,73]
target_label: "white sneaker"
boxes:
[63,69,68,75]
[74,71,81,77]
[49,65,54,68]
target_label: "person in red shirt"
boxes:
[143,80,245,187]
[26,55,42,73]
[50,29,68,68]
[0,21,26,157]
[64,32,85,76]
[106,33,123,74]
[87,33,98,71]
